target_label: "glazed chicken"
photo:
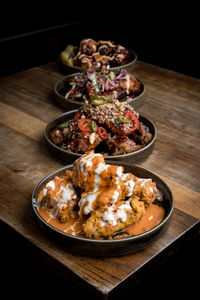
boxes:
[107,136,139,155]
[80,38,97,55]
[72,38,130,68]
[49,100,153,156]
[82,100,139,135]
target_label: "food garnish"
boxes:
[63,66,141,104]
[78,119,92,132]
[97,127,108,140]
[49,100,153,155]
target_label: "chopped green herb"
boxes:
[118,115,130,124]
[90,120,98,132]
[92,99,107,106]
[91,95,112,102]
[57,121,70,129]
[109,71,115,80]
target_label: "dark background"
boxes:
[0,3,199,78]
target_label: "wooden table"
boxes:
[0,61,199,299]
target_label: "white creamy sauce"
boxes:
[121,173,129,181]
[125,74,130,94]
[124,178,135,196]
[65,90,72,99]
[88,73,99,92]
[114,166,123,184]
[78,162,123,215]
[149,215,153,221]
[68,221,80,236]
[112,190,119,203]
[57,183,77,209]
[46,180,55,191]
[138,178,152,187]
[73,152,102,187]
[101,201,132,226]
[40,179,57,201]
[42,188,47,197]
[94,162,109,187]
[40,176,77,217]
[79,189,100,215]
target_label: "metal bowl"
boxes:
[54,73,145,111]
[32,162,173,256]
[60,49,137,75]
[44,110,156,164]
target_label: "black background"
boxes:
[0,3,199,78]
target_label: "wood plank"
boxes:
[0,65,62,103]
[0,124,65,184]
[137,92,200,139]
[138,122,200,193]
[0,102,46,141]
[0,82,63,123]
[131,61,200,96]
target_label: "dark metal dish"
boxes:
[44,110,156,163]
[32,162,173,256]
[54,73,145,111]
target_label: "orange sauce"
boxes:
[38,207,84,237]
[126,204,165,235]
[38,204,165,238]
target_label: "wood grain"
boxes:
[0,60,199,299]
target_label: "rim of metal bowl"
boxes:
[44,110,157,160]
[32,162,174,244]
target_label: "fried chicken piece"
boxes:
[73,151,124,193]
[116,45,130,59]
[78,186,122,216]
[131,123,153,145]
[73,151,125,214]
[73,53,94,68]
[72,38,97,68]
[97,40,116,55]
[82,100,138,136]
[80,38,97,55]
[65,132,102,153]
[72,151,105,190]
[107,135,140,155]
[83,196,145,238]
[49,129,64,145]
[119,75,141,95]
[134,178,158,207]
[93,54,112,65]
[37,171,77,223]
[77,132,102,152]
[120,172,158,207]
